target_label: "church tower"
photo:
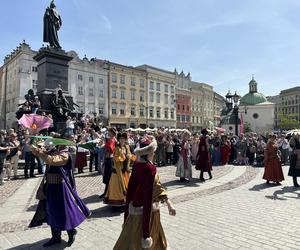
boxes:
[249,76,257,93]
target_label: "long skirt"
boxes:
[75,152,87,171]
[113,210,167,250]
[103,157,113,185]
[104,170,130,206]
[175,155,192,179]
[263,158,284,182]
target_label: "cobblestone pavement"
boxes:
[2,165,300,250]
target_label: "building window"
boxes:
[164,84,168,92]
[32,80,38,89]
[140,107,145,117]
[78,74,83,81]
[186,116,190,122]
[171,109,174,119]
[164,94,168,104]
[140,79,145,88]
[99,89,104,98]
[121,90,125,100]
[156,93,160,103]
[112,73,117,83]
[150,81,154,90]
[156,82,160,91]
[32,66,38,72]
[99,78,104,84]
[99,105,104,115]
[187,106,189,111]
[78,102,84,113]
[164,109,169,119]
[182,105,185,111]
[120,105,125,115]
[131,91,136,101]
[156,109,161,118]
[150,92,154,102]
[89,76,94,82]
[131,77,136,86]
[78,86,83,95]
[131,107,136,116]
[177,115,181,121]
[140,92,145,102]
[171,86,175,94]
[182,115,186,122]
[89,88,94,96]
[177,104,180,110]
[112,104,117,115]
[120,75,125,84]
[149,108,154,118]
[112,89,117,98]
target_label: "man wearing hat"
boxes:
[29,141,90,247]
[99,127,117,198]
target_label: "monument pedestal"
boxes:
[33,47,74,135]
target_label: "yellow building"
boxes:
[107,62,148,129]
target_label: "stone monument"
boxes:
[33,0,78,134]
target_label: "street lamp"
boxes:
[232,91,240,135]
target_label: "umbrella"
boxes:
[286,129,300,136]
[215,127,226,133]
[19,114,52,135]
[30,136,76,146]
[78,141,97,150]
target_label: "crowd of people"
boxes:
[2,113,300,248]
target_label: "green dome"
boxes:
[239,92,267,106]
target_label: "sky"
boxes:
[1,0,300,97]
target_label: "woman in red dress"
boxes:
[263,134,284,185]
[196,129,212,181]
[220,136,231,165]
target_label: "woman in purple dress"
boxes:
[29,144,90,247]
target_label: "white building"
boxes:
[0,42,109,129]
[239,78,275,134]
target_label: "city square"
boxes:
[2,1,300,250]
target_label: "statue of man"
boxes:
[43,0,62,48]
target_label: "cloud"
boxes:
[101,15,112,31]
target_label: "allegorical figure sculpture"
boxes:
[43,0,62,48]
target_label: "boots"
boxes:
[199,171,205,181]
[293,176,300,187]
[67,229,77,247]
[208,171,213,179]
[43,228,61,247]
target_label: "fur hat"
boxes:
[201,128,209,136]
[134,136,157,157]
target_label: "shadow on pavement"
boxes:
[89,205,124,219]
[265,186,300,200]
[163,178,201,189]
[248,183,277,191]
[7,239,68,250]
[82,194,102,205]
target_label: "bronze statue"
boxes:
[43,0,62,48]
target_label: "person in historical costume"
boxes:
[43,0,62,48]
[113,136,176,250]
[196,129,213,181]
[104,132,132,206]
[263,134,284,185]
[288,134,300,187]
[29,141,90,247]
[175,131,192,182]
[191,134,200,164]
[220,136,231,165]
[99,128,117,198]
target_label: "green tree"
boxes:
[278,112,300,130]
[244,122,252,133]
